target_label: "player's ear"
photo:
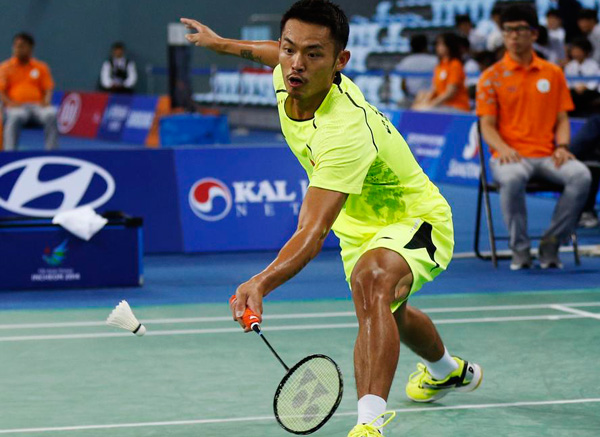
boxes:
[336,49,350,72]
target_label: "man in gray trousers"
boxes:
[0,33,58,151]
[477,5,591,270]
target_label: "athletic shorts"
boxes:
[335,216,454,313]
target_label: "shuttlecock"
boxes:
[106,300,146,336]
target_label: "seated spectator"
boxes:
[0,32,57,151]
[395,34,438,102]
[483,6,505,52]
[455,14,487,53]
[99,42,137,93]
[412,33,470,112]
[564,37,600,117]
[546,9,566,46]
[570,115,600,228]
[534,26,566,64]
[477,4,591,270]
[577,9,600,64]
[457,36,480,97]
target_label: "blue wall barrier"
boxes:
[0,110,590,254]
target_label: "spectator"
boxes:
[0,33,57,151]
[570,115,600,228]
[564,36,600,117]
[483,6,505,52]
[556,0,583,43]
[546,9,566,46]
[395,34,438,101]
[533,26,566,64]
[412,33,470,112]
[577,9,600,64]
[455,14,487,53]
[99,42,137,93]
[476,4,591,270]
[458,36,480,94]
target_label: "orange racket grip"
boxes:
[229,295,262,331]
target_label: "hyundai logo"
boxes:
[0,156,115,217]
[189,178,232,221]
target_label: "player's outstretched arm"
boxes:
[180,18,279,68]
[231,187,347,330]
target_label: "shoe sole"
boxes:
[407,363,484,403]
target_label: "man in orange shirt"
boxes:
[477,5,591,270]
[0,33,58,151]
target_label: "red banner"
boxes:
[57,92,110,138]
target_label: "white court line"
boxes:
[0,398,598,434]
[1,301,599,330]
[550,304,600,321]
[0,314,585,342]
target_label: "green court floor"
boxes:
[1,289,599,436]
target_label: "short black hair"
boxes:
[112,41,125,50]
[437,32,463,61]
[410,34,428,53]
[280,0,349,53]
[491,5,504,17]
[578,9,599,22]
[500,4,539,29]
[13,32,34,47]
[546,9,561,19]
[455,14,472,27]
[571,36,594,55]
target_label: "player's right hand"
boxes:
[180,18,222,49]
[497,147,522,164]
[231,280,265,332]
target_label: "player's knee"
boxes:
[351,267,396,310]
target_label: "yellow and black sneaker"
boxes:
[406,357,483,403]
[347,412,396,437]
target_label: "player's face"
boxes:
[279,19,348,100]
[12,38,33,61]
[502,20,537,56]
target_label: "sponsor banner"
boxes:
[0,223,142,290]
[56,92,110,138]
[121,96,159,144]
[0,151,183,253]
[97,94,133,142]
[174,147,339,252]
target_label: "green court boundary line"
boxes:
[1,398,598,434]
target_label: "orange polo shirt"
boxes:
[0,57,54,104]
[432,58,470,111]
[476,52,574,158]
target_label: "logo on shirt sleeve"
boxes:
[536,79,551,93]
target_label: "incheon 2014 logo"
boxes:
[188,178,233,221]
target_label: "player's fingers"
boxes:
[235,294,247,319]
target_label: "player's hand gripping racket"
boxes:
[230,295,343,435]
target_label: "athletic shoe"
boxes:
[539,238,563,269]
[510,249,532,271]
[579,211,599,229]
[347,412,396,437]
[406,356,483,403]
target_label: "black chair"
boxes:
[474,121,580,268]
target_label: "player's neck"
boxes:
[286,88,330,120]
[508,49,533,67]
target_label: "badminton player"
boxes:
[183,1,482,435]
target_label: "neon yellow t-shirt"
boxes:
[273,65,451,240]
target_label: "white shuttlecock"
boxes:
[106,300,146,336]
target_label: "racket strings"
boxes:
[275,356,342,433]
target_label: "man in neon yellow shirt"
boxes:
[183,1,482,435]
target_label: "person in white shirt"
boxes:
[455,14,487,53]
[546,9,566,46]
[483,6,505,52]
[577,9,600,64]
[395,34,438,101]
[564,36,600,116]
[99,42,137,94]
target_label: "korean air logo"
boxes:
[189,178,232,221]
[0,157,115,217]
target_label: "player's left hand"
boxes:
[552,147,574,168]
[231,279,265,332]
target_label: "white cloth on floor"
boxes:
[52,206,108,241]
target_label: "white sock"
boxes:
[357,394,386,429]
[423,347,459,380]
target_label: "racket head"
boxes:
[273,354,343,435]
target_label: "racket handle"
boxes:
[229,295,262,332]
